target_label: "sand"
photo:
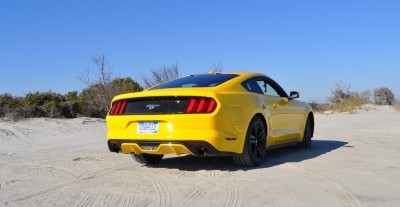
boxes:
[1,106,399,207]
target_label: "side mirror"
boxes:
[290,91,300,99]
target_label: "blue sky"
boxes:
[1,1,399,102]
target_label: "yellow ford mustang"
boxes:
[106,72,314,167]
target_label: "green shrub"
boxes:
[80,77,143,118]
[40,100,63,118]
[80,84,105,118]
[0,93,22,108]
[63,91,82,118]
[23,91,66,117]
[111,77,143,93]
[0,93,23,116]
[4,107,32,121]
[1,75,142,119]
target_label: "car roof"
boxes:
[188,71,268,78]
[144,71,271,91]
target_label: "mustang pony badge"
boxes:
[146,104,160,110]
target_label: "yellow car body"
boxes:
[106,72,314,166]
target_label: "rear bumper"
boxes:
[108,140,237,156]
[106,114,247,154]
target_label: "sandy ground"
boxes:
[1,106,400,207]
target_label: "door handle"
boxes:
[272,104,277,108]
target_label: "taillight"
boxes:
[109,100,127,115]
[185,98,217,113]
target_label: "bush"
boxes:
[331,96,368,113]
[111,77,143,94]
[63,91,82,118]
[80,78,142,118]
[41,101,63,118]
[0,91,85,119]
[374,87,395,105]
[0,94,27,120]
[80,84,105,118]
[328,82,370,113]
[24,91,66,117]
[4,107,32,121]
[0,93,23,117]
[308,101,330,112]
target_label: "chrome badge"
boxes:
[146,104,160,110]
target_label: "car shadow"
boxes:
[143,140,348,171]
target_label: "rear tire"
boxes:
[131,153,163,164]
[234,116,267,167]
[299,117,312,149]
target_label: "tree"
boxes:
[209,62,224,73]
[79,54,113,114]
[374,87,395,105]
[79,54,143,118]
[141,64,180,88]
[328,81,352,104]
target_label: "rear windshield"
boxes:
[152,74,238,90]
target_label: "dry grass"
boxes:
[331,97,369,113]
[309,102,330,112]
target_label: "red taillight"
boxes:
[110,103,117,114]
[109,100,127,115]
[119,101,127,114]
[185,98,217,114]
[196,99,206,113]
[207,99,216,113]
[186,98,197,113]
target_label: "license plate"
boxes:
[137,122,159,134]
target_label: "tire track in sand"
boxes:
[0,126,27,149]
[73,176,101,207]
[4,162,132,206]
[223,180,241,207]
[180,170,233,207]
[285,163,361,207]
[131,168,172,207]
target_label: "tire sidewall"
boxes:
[303,117,312,149]
[242,116,267,166]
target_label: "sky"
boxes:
[1,0,399,102]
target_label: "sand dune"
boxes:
[1,106,399,206]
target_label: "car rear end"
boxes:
[106,74,248,157]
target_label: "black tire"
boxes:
[299,116,312,149]
[131,153,164,164]
[234,116,267,167]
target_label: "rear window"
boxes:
[152,74,238,90]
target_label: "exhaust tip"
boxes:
[108,140,121,153]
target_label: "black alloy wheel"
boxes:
[234,116,267,167]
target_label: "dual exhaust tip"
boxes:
[107,140,215,156]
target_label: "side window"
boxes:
[242,77,288,98]
[241,79,264,94]
[256,80,281,97]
